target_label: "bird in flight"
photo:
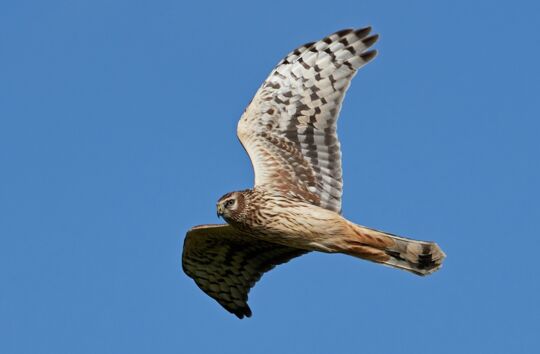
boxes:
[182,27,446,319]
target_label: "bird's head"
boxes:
[216,191,248,224]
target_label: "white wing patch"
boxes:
[238,27,379,213]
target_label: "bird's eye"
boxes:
[225,199,235,208]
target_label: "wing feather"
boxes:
[238,27,378,213]
[182,224,307,318]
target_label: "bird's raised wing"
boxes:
[182,224,307,318]
[238,27,378,213]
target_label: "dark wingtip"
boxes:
[363,34,379,47]
[232,305,252,319]
[334,28,354,37]
[355,26,372,39]
[245,307,253,318]
[360,50,378,63]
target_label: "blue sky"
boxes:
[1,1,539,353]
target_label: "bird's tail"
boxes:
[342,224,446,276]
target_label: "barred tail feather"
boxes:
[344,225,446,276]
[381,235,446,276]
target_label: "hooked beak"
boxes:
[217,204,224,218]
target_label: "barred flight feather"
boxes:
[182,224,307,318]
[238,27,378,213]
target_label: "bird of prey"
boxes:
[182,27,446,318]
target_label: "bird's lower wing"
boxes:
[182,224,308,318]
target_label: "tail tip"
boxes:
[385,242,446,276]
[414,243,446,276]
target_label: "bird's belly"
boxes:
[245,202,350,252]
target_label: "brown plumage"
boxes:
[214,189,444,275]
[182,27,446,318]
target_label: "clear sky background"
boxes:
[1,1,539,353]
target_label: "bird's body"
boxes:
[182,27,446,318]
[219,188,346,250]
[217,188,444,274]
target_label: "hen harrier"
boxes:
[182,27,446,318]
